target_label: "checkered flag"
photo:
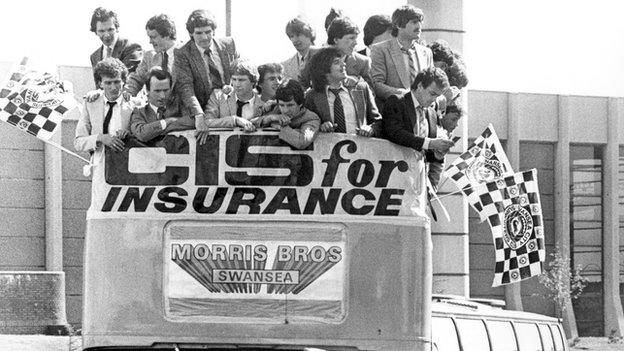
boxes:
[471,169,545,287]
[0,57,76,140]
[443,124,514,221]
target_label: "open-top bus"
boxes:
[82,130,433,350]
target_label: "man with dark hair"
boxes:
[429,39,455,70]
[439,103,464,137]
[130,68,194,142]
[382,66,454,192]
[324,8,343,32]
[371,5,433,104]
[173,9,239,124]
[89,7,143,74]
[75,58,134,158]
[304,47,380,138]
[257,63,283,103]
[252,79,320,149]
[125,14,179,96]
[197,60,262,139]
[359,14,393,56]
[282,17,316,81]
[300,17,371,88]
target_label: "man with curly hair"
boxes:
[89,7,143,74]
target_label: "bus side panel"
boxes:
[82,218,431,351]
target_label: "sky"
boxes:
[0,0,621,97]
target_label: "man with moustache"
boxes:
[299,17,371,89]
[125,14,179,96]
[130,68,194,143]
[282,17,316,81]
[89,7,143,74]
[371,5,433,105]
[304,47,380,138]
[75,58,134,158]
[174,9,239,126]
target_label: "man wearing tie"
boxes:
[89,7,143,74]
[75,58,134,160]
[196,60,263,144]
[371,5,433,107]
[125,14,179,97]
[130,68,194,143]
[173,9,239,128]
[304,47,381,138]
[382,67,454,192]
[281,16,316,81]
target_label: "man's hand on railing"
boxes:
[320,121,334,133]
[195,129,209,145]
[235,117,256,133]
[98,134,125,152]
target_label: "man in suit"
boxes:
[125,14,179,96]
[75,58,134,160]
[382,67,454,192]
[89,7,143,74]
[252,79,320,150]
[299,17,372,89]
[282,17,316,81]
[304,47,381,138]
[196,61,262,143]
[130,68,194,143]
[358,14,393,57]
[371,5,433,104]
[173,9,240,126]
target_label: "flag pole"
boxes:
[42,138,91,164]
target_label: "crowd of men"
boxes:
[75,5,468,195]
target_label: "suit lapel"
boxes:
[348,87,365,127]
[315,91,331,122]
[112,38,125,59]
[404,93,417,131]
[189,42,211,93]
[345,54,356,76]
[389,40,410,89]
[213,39,230,83]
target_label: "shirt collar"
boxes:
[411,91,422,109]
[195,39,214,54]
[105,93,123,105]
[325,84,347,95]
[103,37,118,54]
[165,45,175,57]
[397,38,415,51]
[149,103,160,113]
[235,93,255,104]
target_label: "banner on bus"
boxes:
[90,131,428,219]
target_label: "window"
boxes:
[432,316,460,351]
[538,324,555,351]
[570,145,603,336]
[487,320,518,351]
[549,324,565,351]
[456,318,490,351]
[514,322,542,351]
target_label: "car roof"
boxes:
[432,295,560,324]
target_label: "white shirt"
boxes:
[398,39,421,76]
[150,103,168,130]
[163,46,175,72]
[102,37,118,59]
[326,85,357,134]
[195,40,225,80]
[410,91,430,150]
[104,94,124,134]
[234,94,256,119]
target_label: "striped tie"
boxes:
[401,46,418,86]
[204,49,223,88]
[329,88,346,133]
